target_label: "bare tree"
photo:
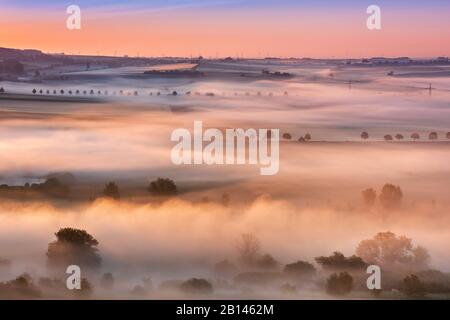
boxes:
[235,233,260,266]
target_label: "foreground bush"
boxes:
[326,272,353,296]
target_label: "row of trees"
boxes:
[102,178,177,200]
[29,88,292,98]
[282,133,312,142]
[361,131,450,141]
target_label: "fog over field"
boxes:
[0,61,449,298]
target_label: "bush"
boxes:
[283,261,316,280]
[0,274,41,299]
[326,272,353,296]
[401,274,426,298]
[315,252,367,270]
[180,278,213,295]
[148,178,177,196]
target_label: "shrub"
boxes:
[283,261,316,279]
[401,274,426,298]
[180,278,213,295]
[326,272,353,296]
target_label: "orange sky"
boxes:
[1,7,449,58]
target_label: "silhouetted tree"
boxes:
[171,91,178,96]
[103,182,120,200]
[60,89,64,95]
[39,89,43,94]
[236,233,260,266]
[46,228,101,271]
[76,90,80,94]
[148,178,177,196]
[326,272,353,296]
[362,188,376,207]
[53,90,57,94]
[384,134,393,141]
[395,134,404,140]
[361,132,369,140]
[379,183,403,209]
[446,132,450,140]
[0,87,4,94]
[282,133,292,140]
[315,252,367,270]
[32,88,37,94]
[90,89,94,95]
[356,232,430,271]
[411,133,420,141]
[304,133,312,141]
[429,132,438,140]
[298,137,306,142]
[401,274,426,297]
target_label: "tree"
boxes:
[326,272,353,296]
[362,188,376,207]
[46,228,101,271]
[235,233,260,266]
[171,91,178,96]
[283,261,316,279]
[379,183,403,209]
[384,134,393,141]
[148,178,177,196]
[395,134,404,141]
[0,274,41,299]
[315,252,367,270]
[32,88,37,94]
[428,132,438,140]
[60,89,64,95]
[361,132,369,140]
[0,87,4,94]
[103,182,120,200]
[401,274,426,297]
[304,133,312,141]
[282,133,292,140]
[356,232,430,271]
[446,132,450,140]
[411,133,420,141]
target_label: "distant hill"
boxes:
[0,47,68,63]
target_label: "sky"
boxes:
[1,0,449,58]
